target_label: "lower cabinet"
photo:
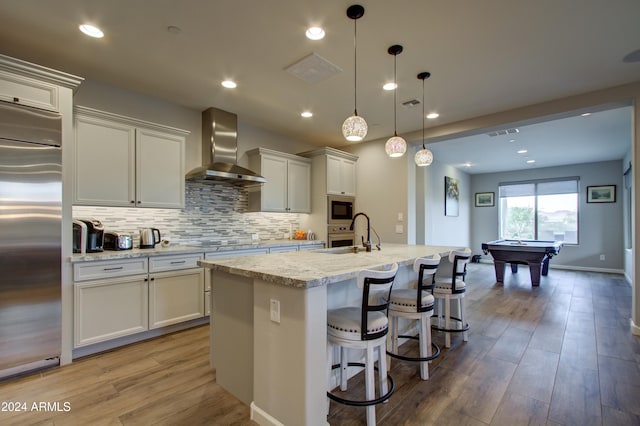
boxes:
[74,274,149,347]
[149,268,204,329]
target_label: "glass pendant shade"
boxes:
[385,135,407,157]
[414,147,433,166]
[342,114,368,142]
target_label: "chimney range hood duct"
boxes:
[185,107,266,184]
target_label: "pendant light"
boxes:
[385,45,407,157]
[414,71,434,167]
[342,5,367,142]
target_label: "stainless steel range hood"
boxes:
[186,107,266,184]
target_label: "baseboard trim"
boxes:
[477,259,624,275]
[631,319,640,336]
[250,402,292,426]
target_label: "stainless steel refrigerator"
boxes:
[0,101,62,379]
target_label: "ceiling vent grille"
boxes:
[401,98,421,108]
[487,128,519,137]
[284,52,342,83]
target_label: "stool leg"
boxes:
[365,345,376,426]
[378,342,389,402]
[444,295,451,348]
[461,296,468,342]
[340,347,348,391]
[326,341,333,415]
[419,314,429,380]
[385,315,394,371]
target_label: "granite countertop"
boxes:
[70,239,323,263]
[199,243,460,289]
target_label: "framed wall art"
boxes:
[445,176,459,216]
[586,185,616,203]
[475,192,495,207]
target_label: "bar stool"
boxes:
[327,263,398,426]
[432,248,471,348]
[387,254,441,380]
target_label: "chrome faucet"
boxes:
[350,212,372,252]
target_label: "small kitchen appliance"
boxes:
[104,231,133,251]
[73,218,104,253]
[72,219,87,254]
[139,227,161,249]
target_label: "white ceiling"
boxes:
[0,0,638,172]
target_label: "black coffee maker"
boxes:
[73,218,104,253]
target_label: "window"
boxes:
[499,178,579,244]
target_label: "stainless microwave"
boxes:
[327,195,354,224]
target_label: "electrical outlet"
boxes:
[397,212,403,221]
[270,299,280,323]
[395,224,403,234]
[252,233,260,241]
[600,254,605,261]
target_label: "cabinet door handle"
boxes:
[170,260,186,264]
[137,201,141,204]
[130,200,135,204]
[103,266,124,271]
[13,97,20,103]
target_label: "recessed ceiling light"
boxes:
[581,112,591,117]
[305,26,325,40]
[426,112,439,119]
[464,162,472,168]
[509,139,516,143]
[517,149,528,154]
[79,24,104,38]
[301,111,313,118]
[526,159,536,164]
[383,82,397,91]
[221,80,237,89]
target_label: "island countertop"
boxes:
[199,243,460,289]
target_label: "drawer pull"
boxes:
[103,266,124,271]
[170,260,187,264]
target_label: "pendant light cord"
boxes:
[422,77,426,149]
[353,18,358,116]
[393,53,398,136]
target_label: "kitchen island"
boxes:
[200,243,460,426]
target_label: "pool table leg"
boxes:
[529,263,542,286]
[541,257,550,276]
[494,260,506,283]
[510,263,519,273]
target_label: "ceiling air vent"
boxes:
[285,52,342,83]
[401,98,421,108]
[487,128,520,137]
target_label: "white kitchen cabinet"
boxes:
[73,106,188,208]
[247,148,311,213]
[269,245,299,254]
[149,268,205,329]
[74,274,149,347]
[0,68,59,111]
[149,253,205,328]
[298,243,325,251]
[326,154,357,196]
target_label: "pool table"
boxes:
[481,239,563,286]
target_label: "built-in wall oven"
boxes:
[327,195,354,225]
[327,225,355,248]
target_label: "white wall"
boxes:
[340,139,409,244]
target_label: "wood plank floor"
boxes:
[1,263,639,425]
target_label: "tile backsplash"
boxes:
[73,181,300,245]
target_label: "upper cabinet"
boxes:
[246,148,311,213]
[0,54,82,112]
[73,107,188,209]
[299,147,358,197]
[326,155,357,196]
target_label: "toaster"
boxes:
[103,231,133,251]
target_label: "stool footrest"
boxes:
[327,362,395,407]
[431,315,470,333]
[387,338,440,362]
